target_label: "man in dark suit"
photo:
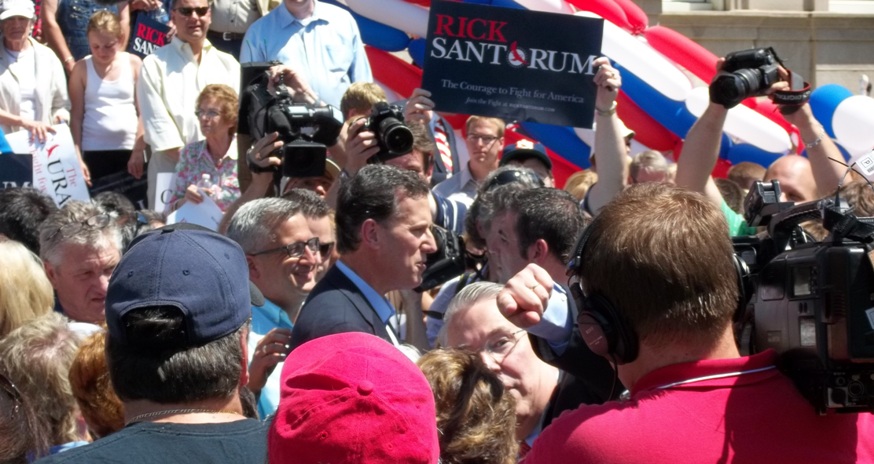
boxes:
[289,164,438,350]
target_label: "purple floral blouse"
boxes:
[168,138,240,212]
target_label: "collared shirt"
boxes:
[209,0,260,34]
[432,164,478,207]
[168,138,241,212]
[137,38,240,153]
[432,192,467,235]
[334,260,398,343]
[248,298,293,418]
[239,0,371,108]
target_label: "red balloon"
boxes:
[614,0,648,34]
[365,46,422,100]
[565,0,633,31]
[615,92,680,152]
[644,25,717,83]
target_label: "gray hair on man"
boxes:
[38,201,122,267]
[226,193,330,253]
[438,281,504,347]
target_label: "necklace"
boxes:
[126,408,242,425]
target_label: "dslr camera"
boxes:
[710,47,782,109]
[362,102,414,163]
[734,180,874,414]
[239,62,343,178]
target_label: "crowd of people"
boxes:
[1,0,874,462]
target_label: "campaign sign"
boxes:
[5,126,90,207]
[128,14,170,58]
[0,154,32,189]
[422,1,603,128]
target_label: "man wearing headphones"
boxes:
[497,182,874,462]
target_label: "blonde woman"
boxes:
[69,10,144,189]
[0,239,53,340]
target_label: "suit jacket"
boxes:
[289,265,392,351]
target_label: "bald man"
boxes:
[764,155,818,203]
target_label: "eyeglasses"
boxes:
[175,6,209,16]
[195,109,221,119]
[467,134,499,144]
[45,212,112,244]
[0,371,22,416]
[318,241,334,260]
[251,237,320,259]
[479,329,527,365]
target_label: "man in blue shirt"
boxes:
[240,0,371,109]
[225,191,332,417]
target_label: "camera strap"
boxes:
[774,71,812,114]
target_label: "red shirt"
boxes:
[525,351,874,464]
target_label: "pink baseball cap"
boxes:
[269,332,439,464]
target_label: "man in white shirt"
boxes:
[137,0,240,209]
[432,115,505,207]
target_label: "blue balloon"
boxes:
[322,0,411,52]
[409,38,426,68]
[519,122,591,169]
[809,84,853,138]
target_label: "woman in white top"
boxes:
[69,10,144,189]
[0,0,69,143]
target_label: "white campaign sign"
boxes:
[6,125,90,207]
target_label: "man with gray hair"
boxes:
[628,150,671,185]
[225,190,332,417]
[38,201,122,326]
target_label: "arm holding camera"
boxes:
[266,65,320,105]
[218,132,283,234]
[586,57,630,215]
[781,103,844,197]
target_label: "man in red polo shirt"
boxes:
[498,182,874,463]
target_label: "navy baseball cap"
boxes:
[500,140,552,170]
[105,224,251,347]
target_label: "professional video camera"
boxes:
[363,102,414,163]
[734,180,874,414]
[239,62,343,178]
[415,225,485,292]
[710,47,782,109]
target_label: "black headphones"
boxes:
[565,221,752,365]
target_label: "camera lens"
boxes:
[378,118,414,156]
[711,68,761,109]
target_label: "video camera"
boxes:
[734,180,874,414]
[362,102,414,163]
[239,62,343,178]
[415,225,485,292]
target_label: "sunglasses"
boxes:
[0,371,22,416]
[251,237,321,259]
[45,212,113,244]
[175,6,209,16]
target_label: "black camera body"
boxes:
[240,62,343,178]
[363,102,414,163]
[734,181,874,414]
[710,47,782,109]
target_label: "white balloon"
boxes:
[832,95,874,157]
[686,87,792,154]
[345,0,429,37]
[573,11,691,102]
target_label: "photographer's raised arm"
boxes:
[674,101,728,209]
[325,117,380,209]
[782,104,844,197]
[586,58,630,215]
